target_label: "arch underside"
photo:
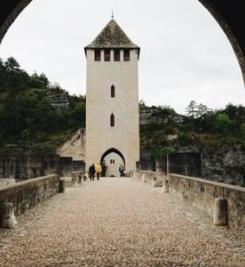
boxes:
[0,1,245,84]
[100,148,126,168]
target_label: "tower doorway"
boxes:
[100,148,125,177]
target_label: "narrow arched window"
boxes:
[111,85,115,98]
[110,113,115,127]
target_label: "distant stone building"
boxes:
[85,18,140,176]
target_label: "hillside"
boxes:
[0,57,86,154]
[140,101,245,185]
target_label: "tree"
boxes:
[196,103,208,118]
[240,123,245,138]
[186,100,198,118]
[29,72,49,89]
[4,57,20,71]
[186,101,209,119]
[215,113,233,132]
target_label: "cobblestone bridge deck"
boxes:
[0,178,244,266]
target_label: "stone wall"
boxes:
[72,160,85,172]
[57,129,86,161]
[139,152,201,177]
[133,171,161,185]
[0,154,59,180]
[0,154,85,181]
[59,157,73,177]
[134,171,245,239]
[0,174,59,223]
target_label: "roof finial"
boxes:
[111,9,114,19]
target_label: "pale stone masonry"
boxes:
[0,179,244,266]
[85,19,140,176]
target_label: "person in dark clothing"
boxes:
[101,160,107,177]
[119,164,125,177]
[89,164,96,181]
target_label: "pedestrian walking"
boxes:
[119,164,125,177]
[95,163,102,180]
[101,160,107,177]
[89,164,96,181]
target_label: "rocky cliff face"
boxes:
[202,148,245,185]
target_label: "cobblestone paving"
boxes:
[0,178,244,267]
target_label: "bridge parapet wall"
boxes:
[169,174,245,235]
[133,171,163,186]
[0,174,59,225]
[134,171,245,239]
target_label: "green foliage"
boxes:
[29,73,49,89]
[178,132,193,146]
[240,123,245,138]
[141,100,245,154]
[0,57,86,155]
[215,113,233,132]
[159,146,175,156]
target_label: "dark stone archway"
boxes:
[0,1,245,83]
[100,148,126,169]
[0,0,32,44]
[199,0,245,83]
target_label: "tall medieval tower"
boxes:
[85,18,140,176]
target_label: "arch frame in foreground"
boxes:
[0,0,245,83]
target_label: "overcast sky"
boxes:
[0,0,244,114]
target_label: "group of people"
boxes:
[88,163,102,181]
[88,162,126,179]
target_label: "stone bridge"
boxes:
[0,2,245,265]
[0,173,244,266]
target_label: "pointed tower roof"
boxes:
[85,19,140,50]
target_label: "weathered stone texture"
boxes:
[169,173,245,238]
[135,171,245,240]
[57,129,86,161]
[0,154,85,181]
[0,174,59,225]
[0,154,59,180]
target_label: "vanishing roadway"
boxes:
[0,178,244,267]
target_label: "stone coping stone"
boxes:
[60,177,72,181]
[170,173,245,193]
[0,174,58,192]
[138,171,245,193]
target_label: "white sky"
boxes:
[0,0,244,114]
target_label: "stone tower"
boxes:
[85,18,140,176]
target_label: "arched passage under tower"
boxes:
[100,148,125,177]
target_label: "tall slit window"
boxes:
[124,49,130,61]
[111,85,115,98]
[104,49,111,61]
[94,49,101,61]
[110,113,115,127]
[114,49,120,61]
